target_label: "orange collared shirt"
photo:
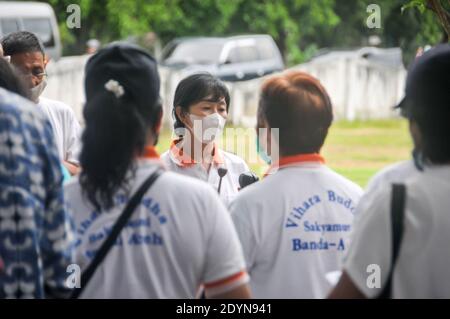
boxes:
[139,145,160,160]
[265,153,325,177]
[169,138,224,167]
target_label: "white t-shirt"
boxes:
[38,97,81,164]
[161,144,249,206]
[64,159,249,299]
[229,157,363,298]
[365,160,418,193]
[344,165,450,299]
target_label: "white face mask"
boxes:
[189,113,226,143]
[30,79,47,103]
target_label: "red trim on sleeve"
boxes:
[204,271,247,289]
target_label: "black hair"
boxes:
[0,58,31,99]
[172,73,230,131]
[79,89,162,211]
[1,31,45,56]
[410,104,450,164]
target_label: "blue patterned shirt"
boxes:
[0,88,75,298]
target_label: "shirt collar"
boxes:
[139,145,160,160]
[265,153,325,177]
[169,138,224,168]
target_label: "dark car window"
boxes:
[22,18,55,47]
[1,19,20,35]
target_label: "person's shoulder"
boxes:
[322,166,363,195]
[366,160,417,192]
[231,174,273,207]
[39,97,75,115]
[405,165,449,196]
[160,151,179,170]
[160,150,169,158]
[221,150,247,165]
[160,150,170,162]
[372,160,415,182]
[160,170,216,195]
[0,88,45,120]
[158,170,226,219]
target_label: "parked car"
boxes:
[0,1,62,61]
[160,35,284,82]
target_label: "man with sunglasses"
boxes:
[1,31,81,176]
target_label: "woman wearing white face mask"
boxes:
[161,73,250,205]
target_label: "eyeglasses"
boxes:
[12,66,48,81]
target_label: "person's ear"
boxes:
[43,54,50,67]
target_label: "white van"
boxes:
[0,1,62,61]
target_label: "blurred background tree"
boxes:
[24,0,449,66]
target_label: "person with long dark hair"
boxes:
[64,43,251,299]
[161,73,249,205]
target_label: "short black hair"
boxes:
[400,44,450,163]
[1,31,45,57]
[172,73,230,130]
[411,106,450,164]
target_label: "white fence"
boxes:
[43,49,407,127]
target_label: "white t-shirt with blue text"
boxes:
[230,161,363,298]
[64,160,249,298]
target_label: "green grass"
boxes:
[156,119,413,188]
[323,119,412,187]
